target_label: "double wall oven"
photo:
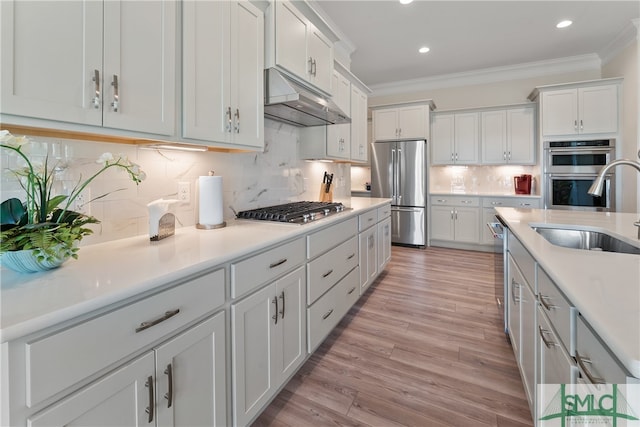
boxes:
[544,139,615,211]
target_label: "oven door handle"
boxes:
[546,148,613,154]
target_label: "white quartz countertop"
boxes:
[495,208,640,378]
[430,191,541,198]
[0,197,391,343]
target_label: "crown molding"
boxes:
[600,20,639,65]
[369,54,601,98]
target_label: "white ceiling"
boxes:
[313,1,639,89]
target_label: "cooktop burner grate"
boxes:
[236,201,346,223]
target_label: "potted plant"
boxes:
[0,131,146,273]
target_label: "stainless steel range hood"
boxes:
[264,68,351,127]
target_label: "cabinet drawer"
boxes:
[377,204,391,219]
[538,266,575,355]
[482,197,541,209]
[576,315,629,384]
[307,267,359,352]
[431,196,480,207]
[358,209,378,231]
[307,236,358,305]
[231,238,305,299]
[508,233,536,293]
[307,217,357,259]
[24,269,225,408]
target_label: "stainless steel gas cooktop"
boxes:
[236,201,347,224]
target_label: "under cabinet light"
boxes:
[418,46,430,54]
[399,0,414,4]
[556,20,572,28]
[140,143,208,152]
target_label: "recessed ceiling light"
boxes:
[418,46,430,54]
[556,20,572,28]
[399,0,414,4]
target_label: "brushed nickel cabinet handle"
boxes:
[539,294,558,311]
[538,326,557,348]
[347,286,356,295]
[347,253,355,260]
[308,57,313,75]
[279,291,285,319]
[136,309,180,333]
[226,107,232,132]
[322,269,334,278]
[511,279,520,303]
[91,69,101,109]
[234,108,240,133]
[269,258,287,269]
[575,351,605,384]
[145,375,154,423]
[272,297,278,324]
[111,74,119,112]
[322,309,334,320]
[164,364,173,408]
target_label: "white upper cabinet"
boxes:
[540,83,619,136]
[0,1,103,126]
[102,1,176,135]
[270,0,333,95]
[431,112,479,165]
[183,0,264,149]
[1,0,176,136]
[481,106,535,165]
[332,71,351,116]
[350,85,369,163]
[372,103,432,141]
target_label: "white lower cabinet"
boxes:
[28,312,227,427]
[377,217,391,271]
[431,202,480,243]
[231,266,306,427]
[507,252,536,415]
[359,224,378,294]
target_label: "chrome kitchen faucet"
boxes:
[588,159,640,238]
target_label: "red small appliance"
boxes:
[514,174,532,195]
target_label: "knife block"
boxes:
[319,183,333,202]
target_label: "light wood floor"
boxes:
[253,246,534,427]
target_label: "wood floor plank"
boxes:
[252,246,534,427]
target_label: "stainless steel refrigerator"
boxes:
[371,140,427,247]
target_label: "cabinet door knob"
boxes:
[226,107,232,132]
[272,296,279,324]
[145,376,155,423]
[164,364,173,408]
[279,291,285,319]
[110,74,119,112]
[91,69,101,109]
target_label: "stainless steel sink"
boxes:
[533,227,640,255]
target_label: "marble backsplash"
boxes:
[429,164,540,195]
[0,120,351,246]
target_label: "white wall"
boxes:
[602,39,639,213]
[0,120,351,246]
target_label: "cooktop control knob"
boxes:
[302,214,310,222]
[323,208,330,216]
[309,212,317,221]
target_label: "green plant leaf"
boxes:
[0,198,27,225]
[46,194,68,214]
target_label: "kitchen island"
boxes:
[496,207,640,378]
[1,197,391,427]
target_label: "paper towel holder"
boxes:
[196,171,226,230]
[196,221,226,230]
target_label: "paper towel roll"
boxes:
[198,175,224,226]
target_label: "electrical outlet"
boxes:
[72,188,91,216]
[178,182,191,204]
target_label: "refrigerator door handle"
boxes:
[391,148,397,204]
[396,147,402,203]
